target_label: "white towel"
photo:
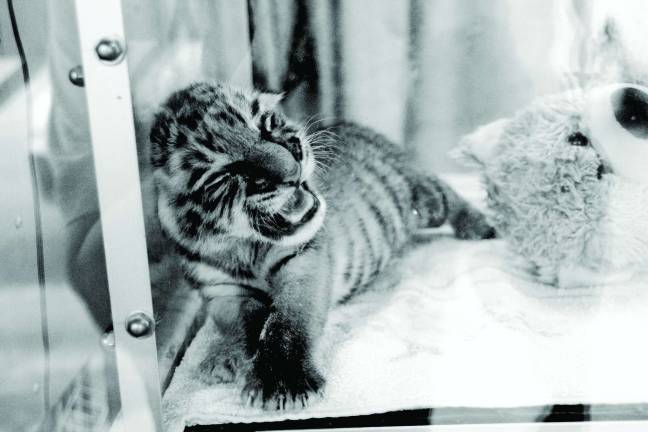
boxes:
[162,237,648,431]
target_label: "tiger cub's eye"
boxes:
[567,132,589,147]
[261,112,285,132]
[250,177,273,194]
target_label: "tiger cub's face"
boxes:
[150,83,326,246]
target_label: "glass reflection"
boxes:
[1,0,121,430]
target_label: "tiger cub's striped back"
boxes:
[316,123,450,302]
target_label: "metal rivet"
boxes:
[68,65,84,87]
[125,311,154,338]
[95,38,125,64]
[101,330,115,347]
[14,216,22,229]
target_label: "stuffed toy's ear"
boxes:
[256,92,284,112]
[454,118,509,166]
[590,17,648,86]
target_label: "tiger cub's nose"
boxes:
[249,143,301,185]
[612,86,648,139]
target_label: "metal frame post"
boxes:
[73,1,162,430]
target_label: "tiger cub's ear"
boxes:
[255,92,284,113]
[149,109,177,168]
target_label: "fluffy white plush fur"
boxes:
[459,87,648,287]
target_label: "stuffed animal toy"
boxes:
[458,83,648,287]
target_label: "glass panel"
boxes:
[119,0,648,430]
[120,1,255,391]
[1,1,121,430]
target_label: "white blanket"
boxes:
[162,236,648,431]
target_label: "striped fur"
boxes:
[150,82,494,409]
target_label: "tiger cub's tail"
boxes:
[409,174,496,240]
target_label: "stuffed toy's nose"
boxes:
[584,83,648,183]
[612,87,648,139]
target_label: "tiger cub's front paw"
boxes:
[241,313,324,409]
[197,344,249,385]
[242,356,324,410]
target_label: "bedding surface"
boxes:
[162,232,648,431]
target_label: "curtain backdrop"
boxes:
[125,0,628,174]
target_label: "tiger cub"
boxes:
[149,82,495,409]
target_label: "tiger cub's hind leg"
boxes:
[410,174,496,240]
[198,296,269,384]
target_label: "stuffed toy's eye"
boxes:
[567,132,589,147]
